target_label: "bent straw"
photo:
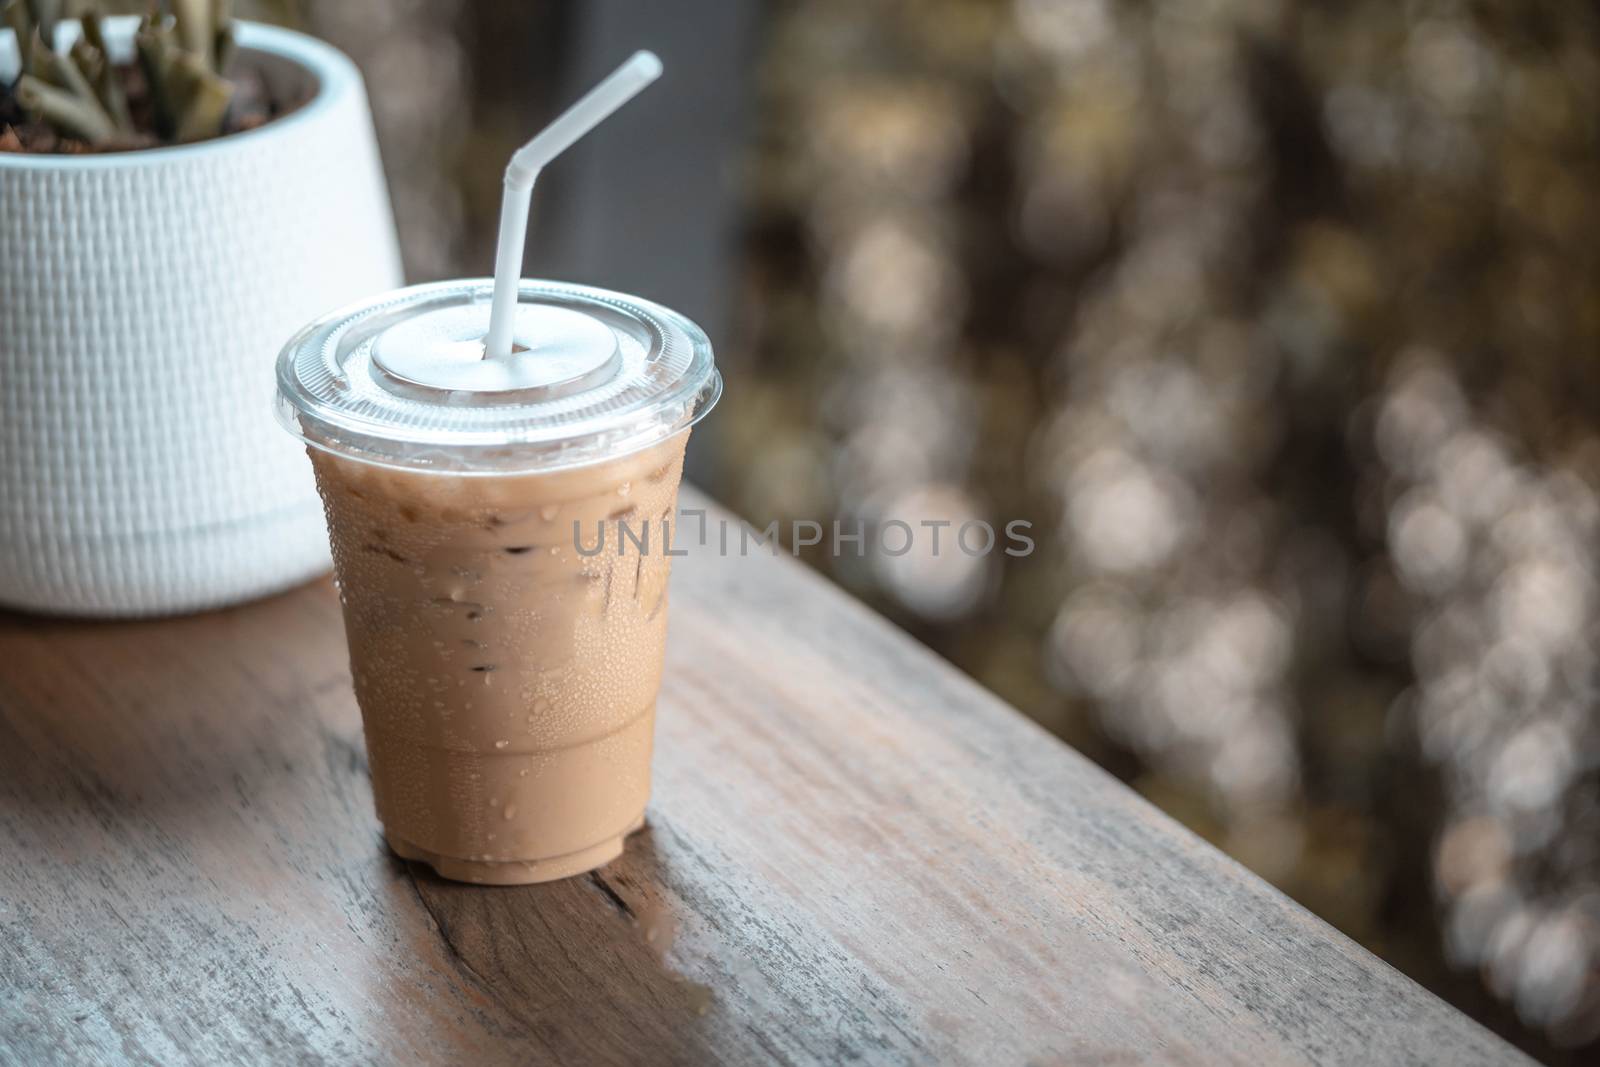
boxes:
[483,50,663,361]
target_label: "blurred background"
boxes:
[228,0,1600,1061]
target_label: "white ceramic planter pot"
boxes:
[0,21,402,616]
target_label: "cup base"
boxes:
[386,815,646,885]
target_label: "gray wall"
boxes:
[530,1,762,485]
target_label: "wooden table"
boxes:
[0,495,1533,1065]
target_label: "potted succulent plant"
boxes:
[0,1,401,615]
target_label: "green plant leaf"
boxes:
[16,71,115,143]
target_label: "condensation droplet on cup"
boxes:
[494,739,510,749]
[540,504,560,521]
[503,804,517,820]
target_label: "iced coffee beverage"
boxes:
[276,280,718,884]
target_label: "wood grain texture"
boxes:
[0,492,1533,1066]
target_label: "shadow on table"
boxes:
[398,824,724,1063]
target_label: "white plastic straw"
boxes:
[483,50,664,360]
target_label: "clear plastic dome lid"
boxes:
[274,279,720,473]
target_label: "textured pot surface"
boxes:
[0,21,403,615]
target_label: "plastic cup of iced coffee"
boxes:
[274,278,719,883]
